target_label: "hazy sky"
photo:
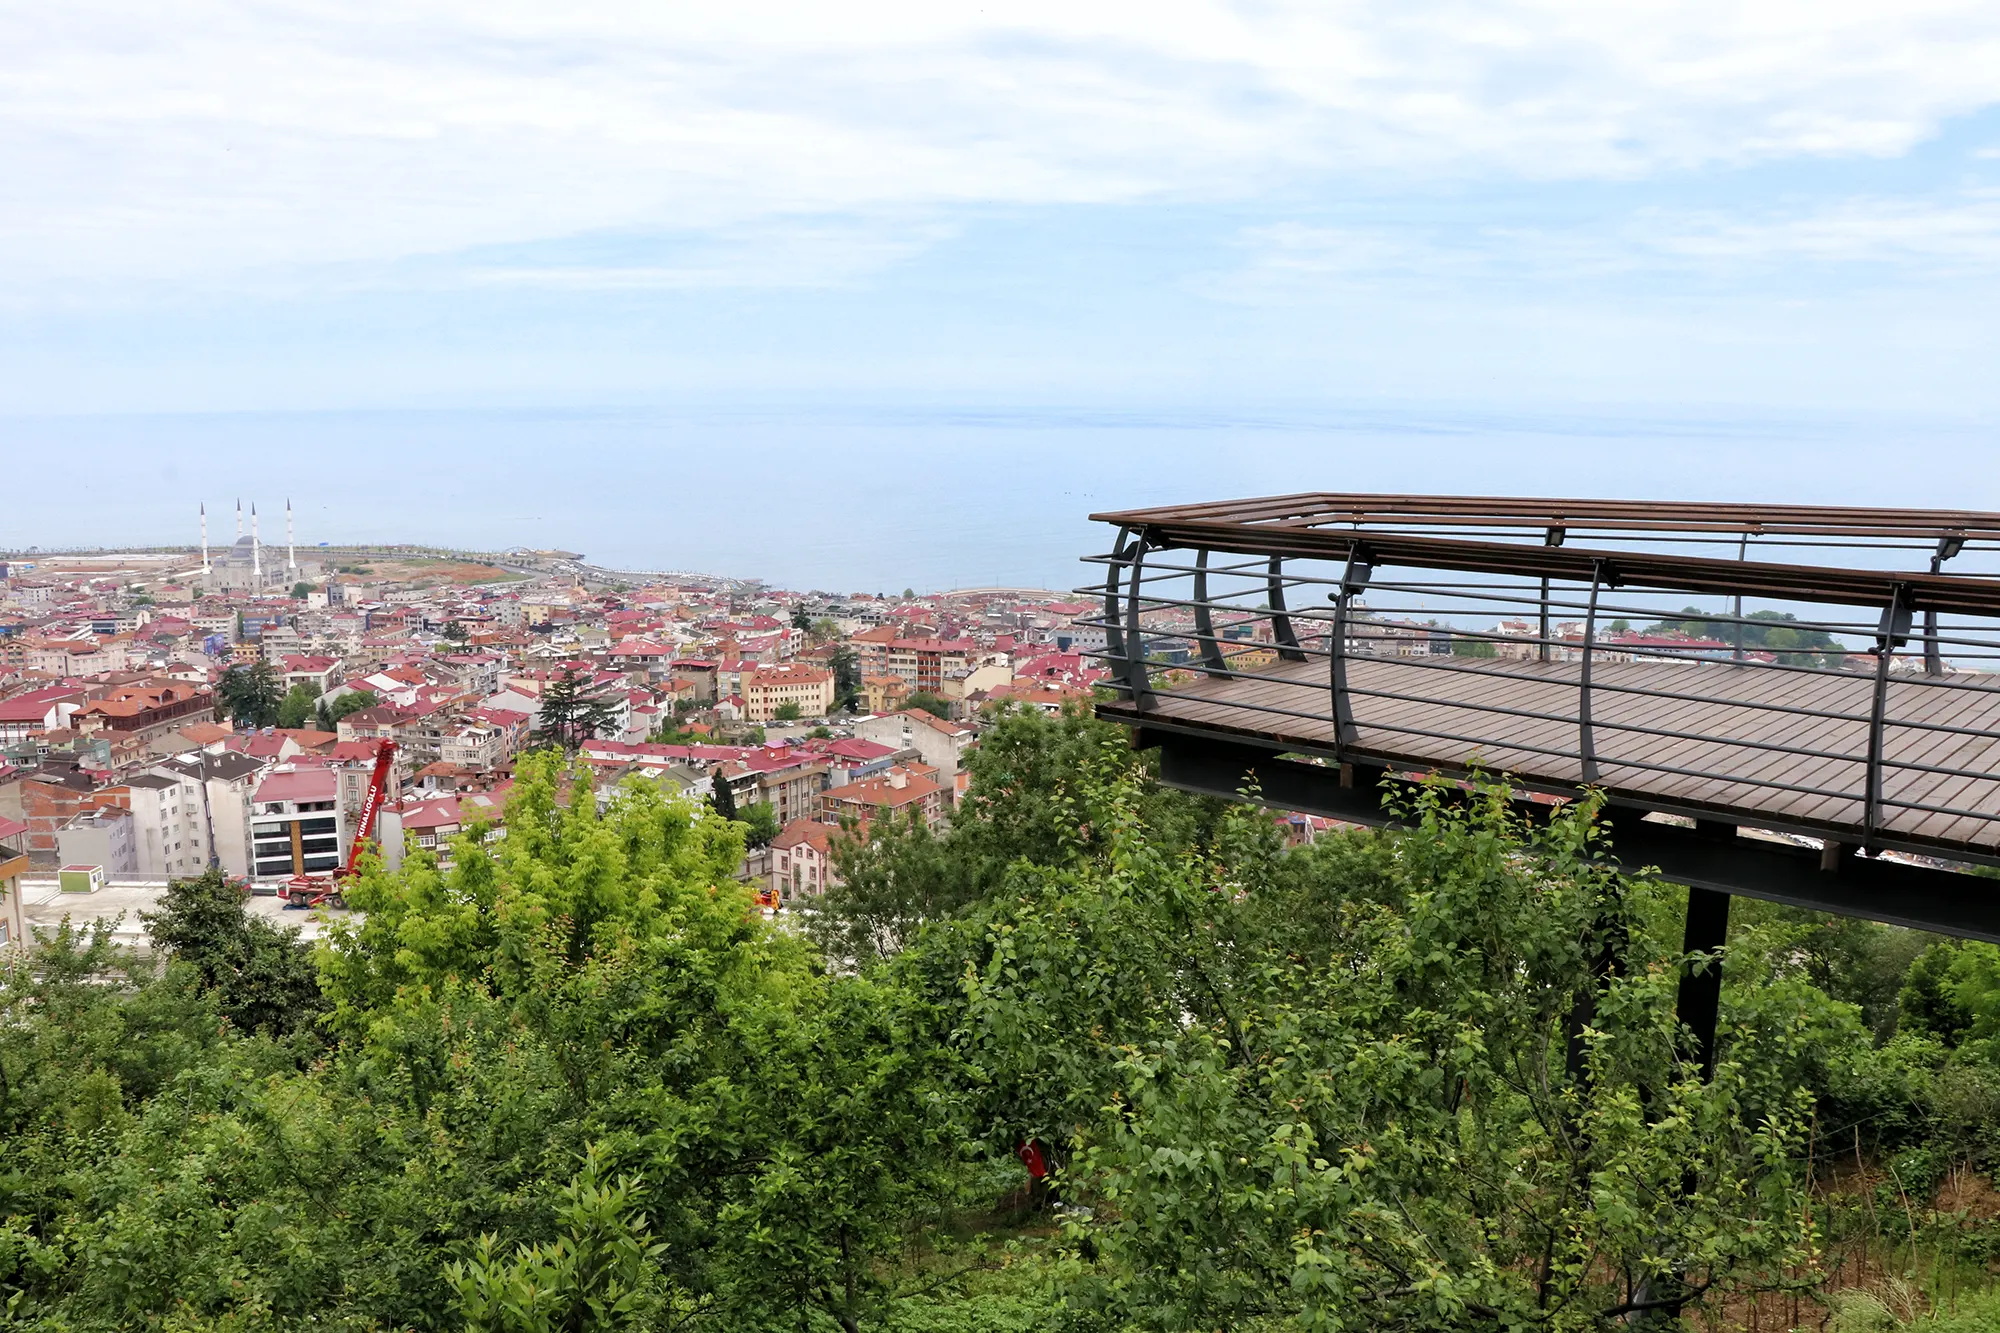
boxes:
[5,2,2000,420]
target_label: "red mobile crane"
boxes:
[283,738,396,910]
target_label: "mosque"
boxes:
[197,500,316,593]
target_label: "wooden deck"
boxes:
[1100,654,2000,856]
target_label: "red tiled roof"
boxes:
[771,818,838,855]
[252,767,338,804]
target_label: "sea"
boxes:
[3,404,1995,594]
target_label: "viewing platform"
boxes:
[1082,494,2000,942]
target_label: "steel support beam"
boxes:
[1136,728,2000,943]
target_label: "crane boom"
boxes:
[340,738,396,880]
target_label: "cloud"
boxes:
[5,2,2000,295]
[1195,189,2000,304]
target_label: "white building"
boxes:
[56,808,138,876]
[854,710,977,796]
[249,766,345,880]
[125,750,268,879]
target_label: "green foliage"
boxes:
[1652,606,1845,664]
[809,725,833,739]
[533,668,619,752]
[8,706,2000,1332]
[904,773,1820,1329]
[709,770,738,822]
[216,661,284,728]
[324,689,378,725]
[813,702,1226,965]
[905,691,951,720]
[290,581,314,599]
[830,645,861,712]
[773,701,802,722]
[140,868,326,1040]
[448,1148,668,1333]
[738,801,780,848]
[1902,942,1974,1046]
[274,681,319,730]
[1451,634,1498,657]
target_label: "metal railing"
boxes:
[1079,497,2000,864]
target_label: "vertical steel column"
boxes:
[1267,556,1306,662]
[1677,882,1733,1084]
[1123,531,1155,710]
[1864,585,1912,844]
[1731,533,1749,664]
[1193,548,1227,677]
[1538,526,1563,664]
[1328,545,1373,754]
[1102,526,1131,688]
[1577,559,1607,784]
[1926,534,1964,676]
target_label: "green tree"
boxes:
[324,689,378,727]
[709,767,739,822]
[533,669,618,752]
[275,681,320,730]
[1452,634,1499,658]
[140,867,326,1040]
[738,801,780,848]
[829,644,861,712]
[791,606,812,631]
[904,691,951,720]
[216,661,284,728]
[290,581,314,599]
[812,702,1225,965]
[440,618,472,642]
[773,701,802,722]
[905,772,1819,1330]
[1901,941,1974,1045]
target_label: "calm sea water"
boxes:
[3,405,1993,593]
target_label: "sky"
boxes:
[4,3,2000,579]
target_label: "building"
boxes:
[15,766,121,867]
[854,710,977,798]
[859,674,908,715]
[56,806,138,875]
[819,763,946,835]
[770,818,840,902]
[124,749,267,879]
[248,766,344,880]
[0,686,86,745]
[742,664,836,723]
[69,681,217,746]
[714,751,829,827]
[0,815,30,949]
[884,638,975,693]
[280,655,343,694]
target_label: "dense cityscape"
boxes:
[0,504,1121,944]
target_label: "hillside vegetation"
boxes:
[4,708,2000,1331]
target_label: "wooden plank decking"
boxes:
[1100,655,2000,856]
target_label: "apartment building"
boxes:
[883,638,974,692]
[742,664,835,723]
[125,750,267,879]
[249,766,344,880]
[819,763,946,835]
